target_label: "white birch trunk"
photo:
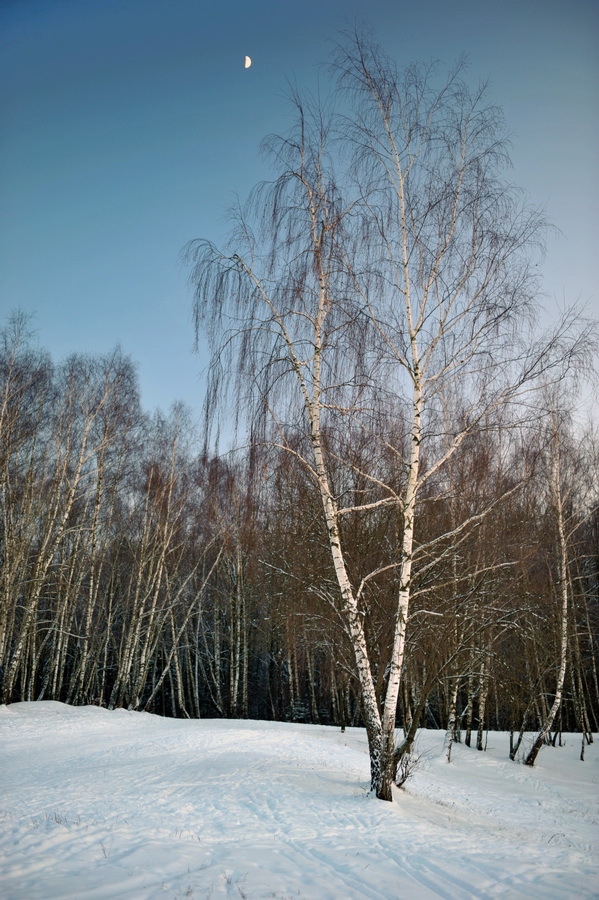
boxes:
[525,435,569,766]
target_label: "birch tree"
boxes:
[525,404,598,765]
[187,33,590,799]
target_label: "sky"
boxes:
[1,0,598,420]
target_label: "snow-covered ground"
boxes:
[0,703,597,899]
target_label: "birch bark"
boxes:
[525,432,570,766]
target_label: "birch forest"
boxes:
[1,34,597,798]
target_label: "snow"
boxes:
[0,703,597,899]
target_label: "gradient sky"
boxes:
[1,0,597,418]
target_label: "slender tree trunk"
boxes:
[526,437,569,766]
[476,655,489,752]
[444,678,460,762]
[464,670,475,747]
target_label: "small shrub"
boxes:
[395,750,422,788]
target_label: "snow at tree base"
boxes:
[0,703,597,899]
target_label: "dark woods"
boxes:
[0,313,597,745]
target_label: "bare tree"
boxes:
[0,345,139,705]
[525,400,599,765]
[187,32,591,799]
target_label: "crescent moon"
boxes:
[244,56,252,69]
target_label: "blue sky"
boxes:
[1,0,597,418]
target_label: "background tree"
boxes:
[0,308,595,756]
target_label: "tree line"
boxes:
[1,312,597,755]
[1,32,597,800]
